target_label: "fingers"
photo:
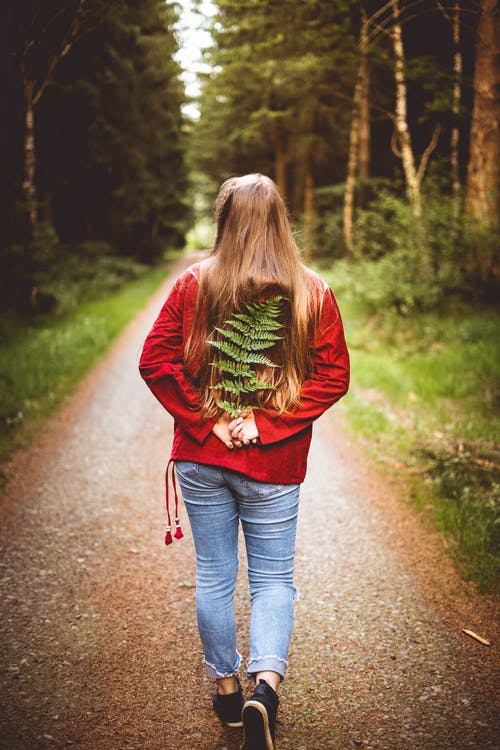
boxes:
[228,416,243,431]
[225,414,258,446]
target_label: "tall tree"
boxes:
[358,6,371,182]
[450,0,463,206]
[36,0,189,259]
[390,0,440,218]
[13,0,102,229]
[466,0,500,227]
[192,0,357,231]
[343,6,370,250]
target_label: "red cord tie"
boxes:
[164,459,184,546]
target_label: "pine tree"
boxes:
[37,0,189,260]
[191,0,358,221]
[208,296,284,418]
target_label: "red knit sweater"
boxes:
[139,262,350,485]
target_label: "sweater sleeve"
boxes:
[254,287,350,445]
[138,274,215,444]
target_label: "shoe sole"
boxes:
[223,719,243,728]
[241,700,274,750]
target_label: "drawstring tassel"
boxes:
[165,459,183,546]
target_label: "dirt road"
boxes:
[0,256,498,750]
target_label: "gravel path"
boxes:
[0,256,498,750]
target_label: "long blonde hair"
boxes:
[185,173,323,417]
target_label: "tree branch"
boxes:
[416,123,442,185]
[391,126,402,158]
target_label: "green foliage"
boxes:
[37,0,189,262]
[0,223,150,316]
[208,296,284,417]
[190,0,358,214]
[332,281,500,591]
[419,444,500,591]
[324,189,500,314]
[1,0,189,311]
[0,265,167,465]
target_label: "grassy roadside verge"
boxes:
[0,264,169,470]
[326,271,499,593]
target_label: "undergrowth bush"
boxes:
[0,223,149,318]
[325,256,499,591]
[0,265,167,464]
[318,188,499,314]
[36,241,148,314]
[419,443,500,591]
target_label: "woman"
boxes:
[139,174,349,750]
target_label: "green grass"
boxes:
[325,269,500,592]
[0,265,168,467]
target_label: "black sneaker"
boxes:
[213,676,244,727]
[241,679,279,750]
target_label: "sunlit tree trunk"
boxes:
[23,84,37,227]
[450,0,462,210]
[391,0,421,217]
[343,8,369,251]
[343,83,360,251]
[390,0,441,219]
[466,0,500,227]
[359,9,370,182]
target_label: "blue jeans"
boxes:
[175,461,300,681]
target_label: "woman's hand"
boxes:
[229,412,259,446]
[212,414,240,449]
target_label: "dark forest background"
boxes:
[0,0,189,313]
[0,0,498,316]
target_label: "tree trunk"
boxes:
[359,9,370,181]
[450,0,462,209]
[391,0,421,218]
[23,84,37,229]
[343,9,369,251]
[466,0,500,227]
[343,85,360,252]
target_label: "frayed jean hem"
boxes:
[204,651,242,679]
[247,655,288,682]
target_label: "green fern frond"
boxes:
[224,317,254,335]
[207,339,245,361]
[214,400,241,418]
[244,379,277,392]
[245,338,283,351]
[227,319,283,341]
[209,380,247,394]
[214,328,282,351]
[208,295,285,417]
[240,352,279,367]
[232,312,255,325]
[209,360,255,378]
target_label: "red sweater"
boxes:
[139,262,350,485]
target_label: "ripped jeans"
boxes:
[175,461,300,681]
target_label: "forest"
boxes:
[0,0,500,313]
[1,0,498,311]
[0,0,498,588]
